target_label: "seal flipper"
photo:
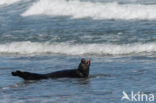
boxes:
[12,70,22,76]
[11,70,47,80]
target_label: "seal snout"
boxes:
[86,59,90,65]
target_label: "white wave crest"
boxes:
[22,0,156,20]
[0,0,20,5]
[0,41,156,56]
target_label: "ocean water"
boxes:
[0,0,156,103]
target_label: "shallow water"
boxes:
[0,55,156,103]
[0,0,156,103]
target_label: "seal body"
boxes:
[12,58,90,80]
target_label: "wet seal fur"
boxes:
[11,58,90,80]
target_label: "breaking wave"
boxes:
[22,0,156,20]
[0,41,156,56]
[0,0,20,5]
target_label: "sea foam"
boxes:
[22,0,156,20]
[0,41,156,56]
